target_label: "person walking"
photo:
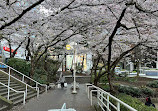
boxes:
[60,75,65,88]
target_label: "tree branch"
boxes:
[0,0,45,30]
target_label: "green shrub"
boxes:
[100,75,108,83]
[100,84,110,91]
[147,80,158,88]
[118,85,141,97]
[7,58,30,76]
[117,93,157,111]
[7,57,60,84]
[114,76,137,82]
[141,87,154,96]
[118,85,154,97]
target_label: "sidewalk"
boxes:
[8,84,95,111]
[128,73,158,79]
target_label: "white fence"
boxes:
[86,83,137,111]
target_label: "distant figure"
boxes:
[70,68,74,77]
[145,96,155,107]
[60,75,65,88]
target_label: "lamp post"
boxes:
[156,52,158,69]
[66,43,77,94]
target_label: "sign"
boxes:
[66,45,71,50]
[0,64,7,68]
[3,47,17,54]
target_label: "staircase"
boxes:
[0,62,47,111]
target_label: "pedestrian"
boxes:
[145,96,155,107]
[60,74,65,88]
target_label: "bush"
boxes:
[7,57,60,84]
[118,85,141,97]
[116,93,157,111]
[100,84,110,91]
[118,85,154,97]
[147,80,158,88]
[114,76,137,82]
[7,58,30,76]
[141,87,154,96]
[95,93,157,111]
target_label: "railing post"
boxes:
[97,90,99,105]
[88,86,89,98]
[117,102,120,111]
[23,92,26,105]
[25,84,27,97]
[7,67,11,100]
[37,87,39,98]
[45,85,47,93]
[90,90,93,106]
[107,95,110,111]
[22,75,24,82]
[36,82,38,90]
[101,92,103,107]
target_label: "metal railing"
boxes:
[86,83,137,111]
[0,82,26,105]
[0,68,39,98]
[0,62,47,93]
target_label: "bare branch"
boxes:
[126,1,158,14]
[0,0,45,30]
[120,23,137,30]
[132,18,141,39]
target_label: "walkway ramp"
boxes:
[8,84,95,111]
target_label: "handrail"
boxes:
[86,84,137,111]
[0,82,26,105]
[0,69,39,97]
[0,62,47,92]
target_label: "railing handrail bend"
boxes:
[0,81,26,104]
[0,69,36,90]
[87,84,137,111]
[0,62,47,91]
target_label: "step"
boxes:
[0,83,22,90]
[0,77,8,80]
[0,105,8,111]
[0,81,16,85]
[0,87,33,97]
[0,87,26,94]
[13,91,37,105]
[0,90,15,97]
[10,93,25,103]
[4,92,23,99]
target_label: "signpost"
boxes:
[66,43,77,94]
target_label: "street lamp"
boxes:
[66,43,77,94]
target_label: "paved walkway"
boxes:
[8,84,95,111]
[128,73,158,79]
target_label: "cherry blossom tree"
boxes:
[78,0,158,92]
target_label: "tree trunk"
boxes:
[64,53,67,71]
[30,59,35,78]
[137,61,140,77]
[81,55,85,73]
[94,77,99,86]
[107,73,114,93]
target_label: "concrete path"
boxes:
[8,84,95,111]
